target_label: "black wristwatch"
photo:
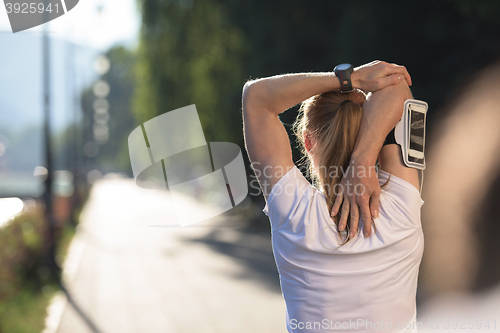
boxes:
[334,63,354,93]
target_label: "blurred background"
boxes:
[1,0,500,332]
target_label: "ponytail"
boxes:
[294,91,364,245]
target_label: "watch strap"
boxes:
[337,68,353,93]
[334,64,354,93]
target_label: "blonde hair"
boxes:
[293,89,380,246]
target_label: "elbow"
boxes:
[385,80,413,102]
[242,80,254,103]
[395,83,413,124]
[380,80,413,115]
[364,80,413,124]
[242,80,261,112]
[396,80,413,100]
[394,81,413,117]
[242,78,274,114]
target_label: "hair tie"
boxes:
[340,99,353,107]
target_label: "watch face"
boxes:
[335,63,351,70]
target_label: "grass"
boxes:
[0,198,81,333]
[0,285,56,333]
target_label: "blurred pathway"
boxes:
[417,284,500,332]
[51,176,287,333]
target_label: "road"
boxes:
[49,175,288,333]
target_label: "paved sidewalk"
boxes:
[51,176,288,333]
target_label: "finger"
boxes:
[389,64,412,86]
[369,187,381,221]
[339,199,350,231]
[331,191,343,217]
[359,197,372,237]
[378,74,404,89]
[349,201,359,239]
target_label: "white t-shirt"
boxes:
[263,165,424,333]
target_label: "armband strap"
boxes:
[383,127,397,146]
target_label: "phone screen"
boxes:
[410,110,425,152]
[408,107,425,164]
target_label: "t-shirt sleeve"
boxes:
[378,170,424,228]
[262,165,314,229]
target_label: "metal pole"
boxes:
[68,39,78,227]
[42,0,57,273]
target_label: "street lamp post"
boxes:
[42,0,57,274]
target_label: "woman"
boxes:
[242,61,424,332]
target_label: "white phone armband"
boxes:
[394,99,428,170]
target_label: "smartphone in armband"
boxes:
[394,99,428,170]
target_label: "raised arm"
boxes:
[242,61,412,202]
[357,80,418,188]
[331,79,416,238]
[242,73,341,199]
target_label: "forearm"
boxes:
[243,73,340,115]
[351,80,413,165]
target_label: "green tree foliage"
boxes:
[134,0,500,176]
[135,0,500,147]
[99,46,138,173]
[134,0,247,144]
[80,46,138,174]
